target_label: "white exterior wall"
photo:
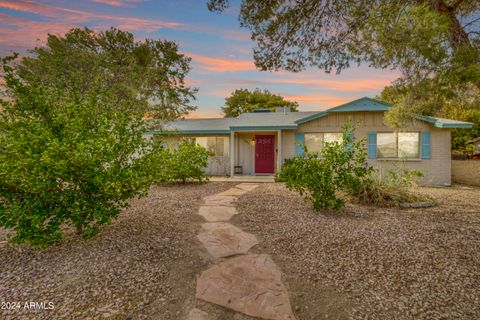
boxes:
[161,134,230,176]
[281,130,296,162]
[235,133,255,175]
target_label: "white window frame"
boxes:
[377,132,420,159]
[304,132,343,153]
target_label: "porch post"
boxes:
[277,130,282,172]
[230,131,235,177]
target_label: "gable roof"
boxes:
[149,97,473,134]
[325,97,391,112]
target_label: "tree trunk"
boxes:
[428,0,470,49]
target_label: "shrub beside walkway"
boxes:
[189,183,296,320]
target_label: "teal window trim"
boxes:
[421,131,431,159]
[367,131,377,159]
[295,132,305,156]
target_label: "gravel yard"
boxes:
[233,184,480,320]
[0,182,235,320]
[1,182,479,320]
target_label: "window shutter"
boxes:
[367,131,377,159]
[346,131,354,152]
[421,131,431,159]
[295,132,305,156]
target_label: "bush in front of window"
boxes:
[351,166,434,207]
[155,140,212,183]
[277,124,373,211]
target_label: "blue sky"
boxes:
[0,0,399,117]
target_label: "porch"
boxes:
[209,175,276,183]
[228,130,284,177]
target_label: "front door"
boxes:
[255,135,275,174]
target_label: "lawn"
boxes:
[1,182,479,320]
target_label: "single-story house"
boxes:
[146,97,473,186]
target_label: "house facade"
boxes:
[146,98,473,186]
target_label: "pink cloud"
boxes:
[0,0,184,47]
[270,75,397,92]
[204,88,232,97]
[282,94,353,110]
[0,13,73,47]
[90,0,145,8]
[188,53,255,73]
[184,79,201,87]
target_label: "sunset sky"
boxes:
[0,0,400,117]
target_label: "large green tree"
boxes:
[0,28,197,247]
[222,88,298,117]
[381,80,480,152]
[208,0,479,133]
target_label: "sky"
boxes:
[0,0,400,117]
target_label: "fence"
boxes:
[452,160,480,187]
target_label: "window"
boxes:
[304,133,323,153]
[377,132,420,159]
[195,136,229,156]
[304,132,343,153]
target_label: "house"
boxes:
[146,97,473,186]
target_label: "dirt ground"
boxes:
[0,182,240,320]
[233,184,480,320]
[1,182,479,320]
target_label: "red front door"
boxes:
[255,135,275,174]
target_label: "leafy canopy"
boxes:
[0,28,197,247]
[222,88,298,117]
[381,80,480,152]
[209,0,479,130]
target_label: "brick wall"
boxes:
[452,160,480,186]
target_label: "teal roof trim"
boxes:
[230,125,297,131]
[295,112,328,124]
[145,130,230,135]
[414,115,474,129]
[326,97,391,113]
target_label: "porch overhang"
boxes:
[229,125,297,131]
[145,129,230,135]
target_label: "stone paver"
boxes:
[194,184,295,319]
[186,308,211,320]
[198,206,238,222]
[196,254,295,320]
[197,223,258,258]
[216,187,248,197]
[235,183,259,192]
[203,195,237,207]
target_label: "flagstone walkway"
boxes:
[188,183,296,320]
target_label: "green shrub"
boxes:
[0,28,196,247]
[278,124,373,211]
[352,166,433,206]
[155,140,211,183]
